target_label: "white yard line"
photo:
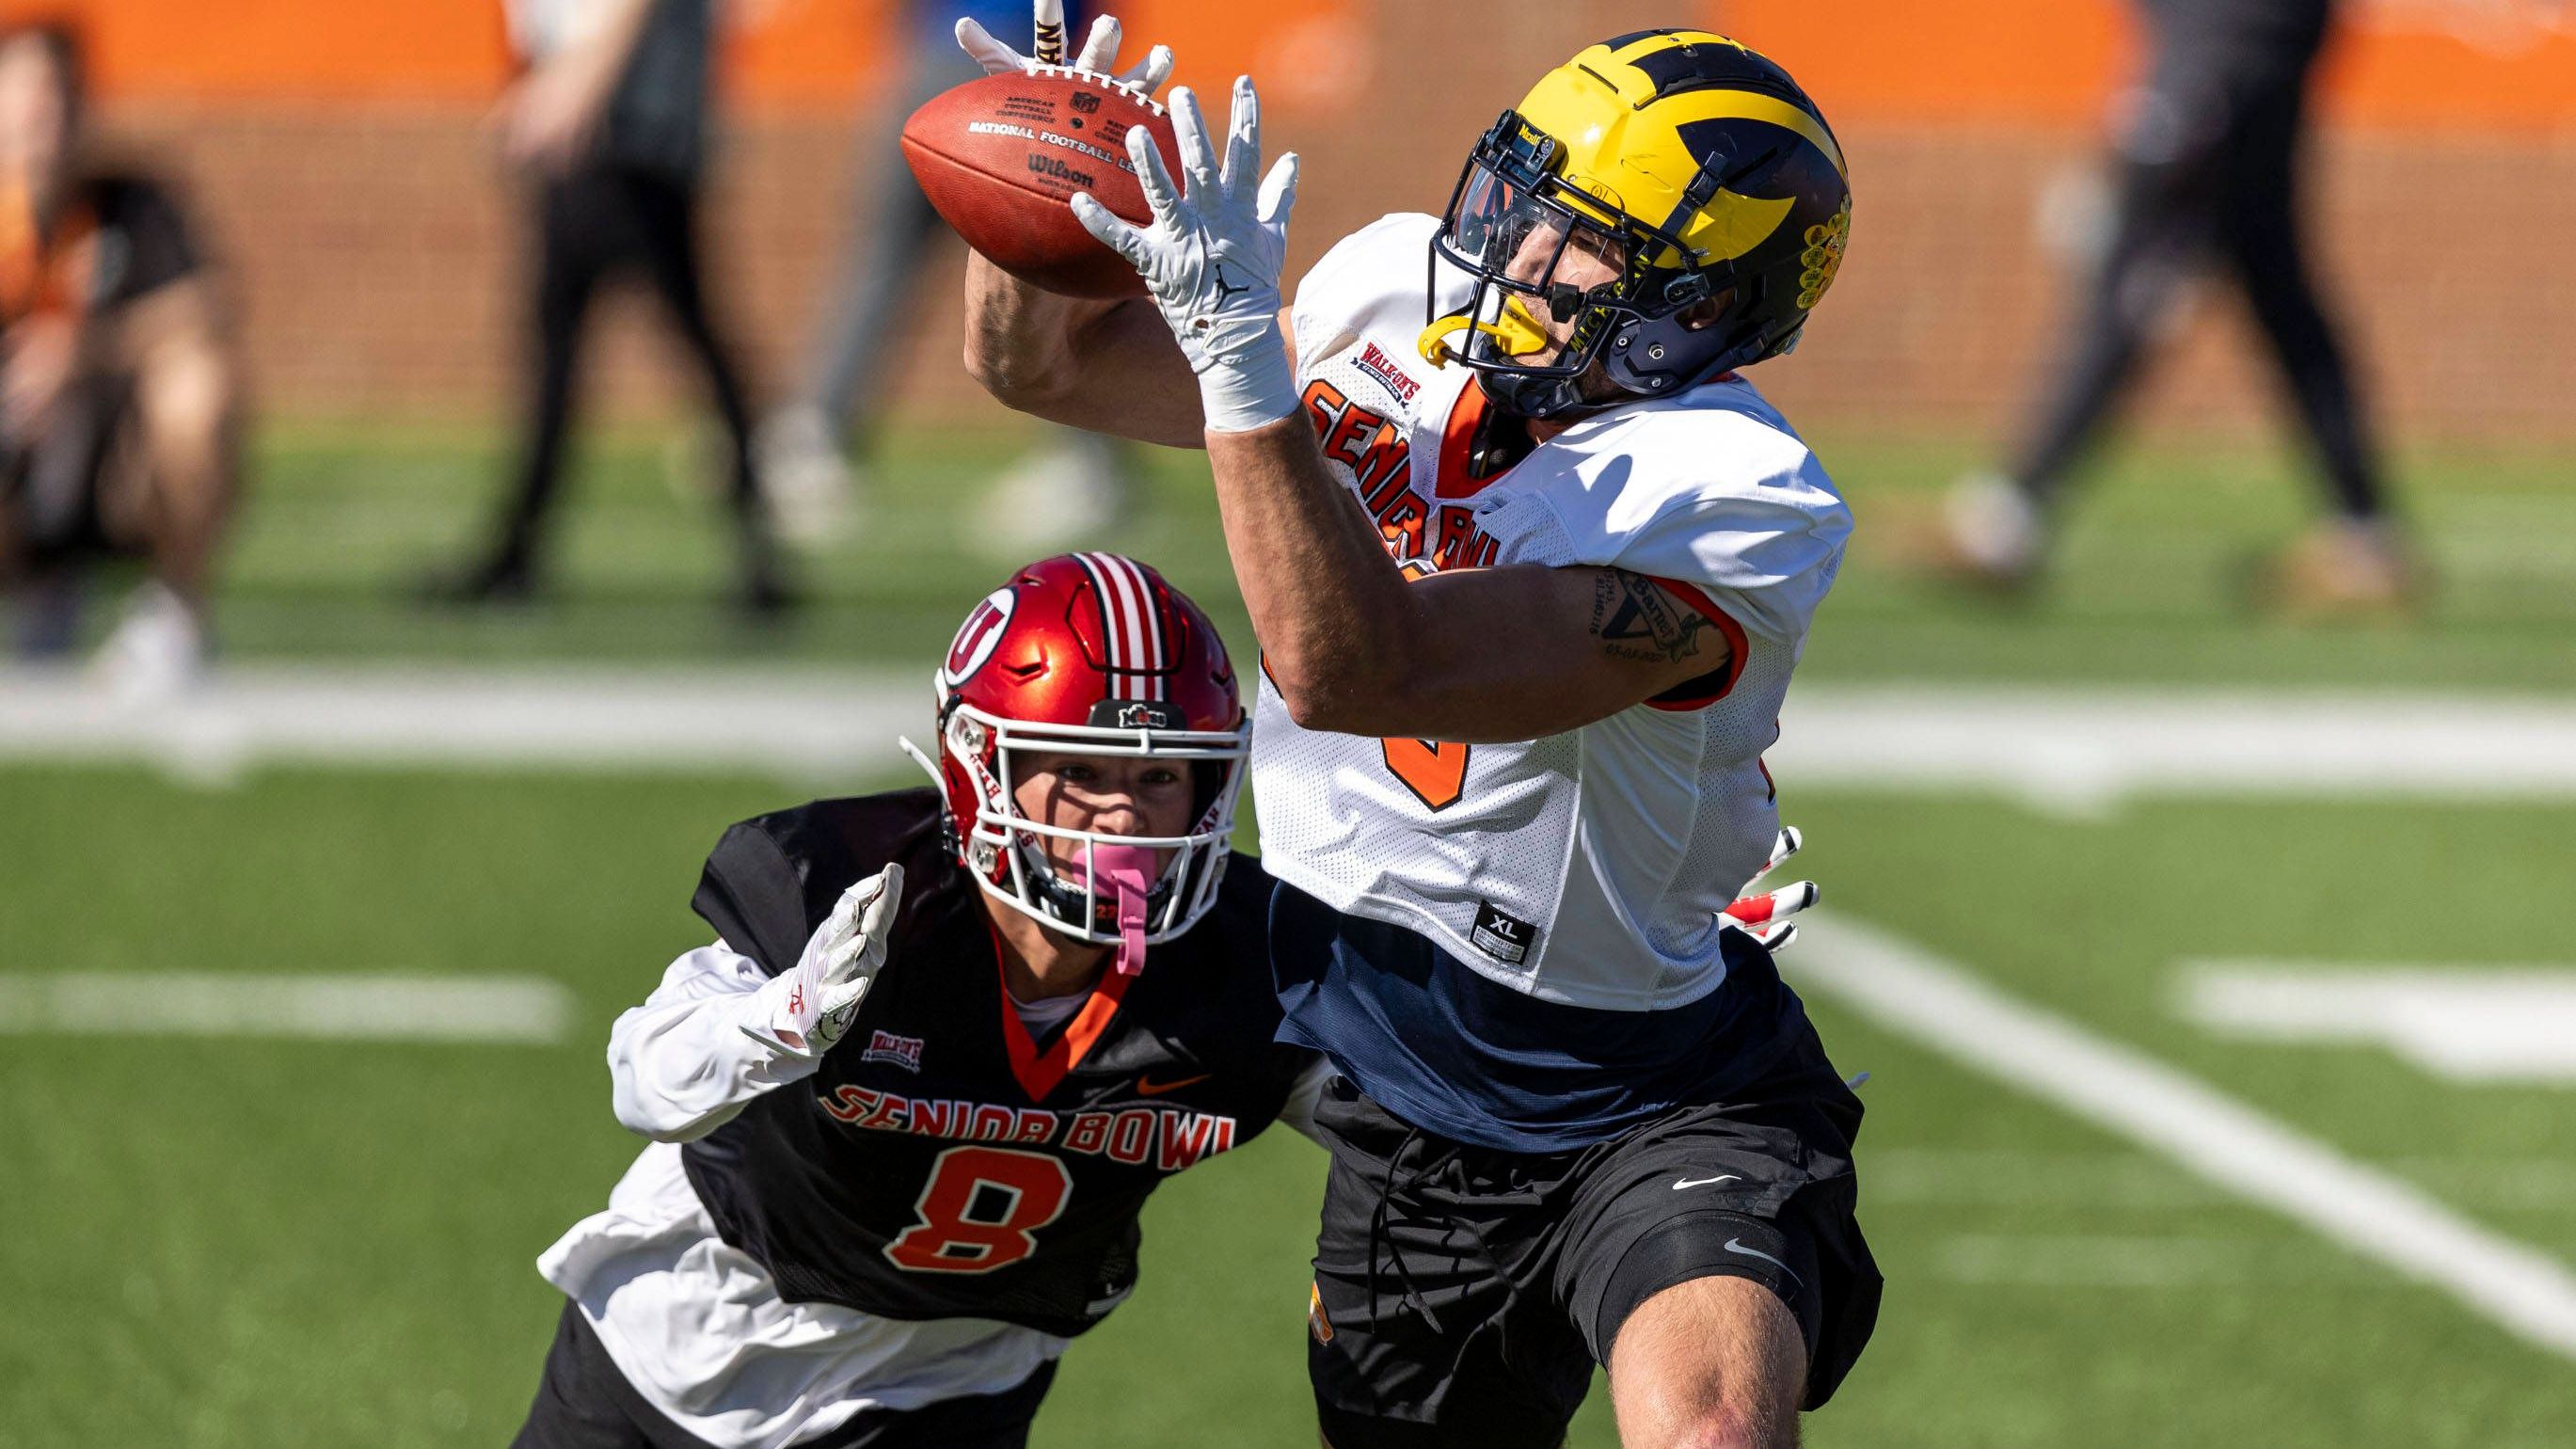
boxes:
[0,663,928,784]
[0,972,575,1044]
[1798,914,2576,1360]
[1773,685,2576,815]
[2179,960,2576,1081]
[5,668,2576,804]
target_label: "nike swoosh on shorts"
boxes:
[1725,1236,1803,1291]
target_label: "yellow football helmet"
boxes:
[1422,30,1852,419]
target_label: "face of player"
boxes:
[0,37,70,184]
[1501,217,1626,367]
[1010,750,1195,882]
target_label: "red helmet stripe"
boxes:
[1102,552,1166,701]
[1072,551,1121,683]
[1073,550,1137,697]
[1124,556,1170,702]
[1086,550,1149,700]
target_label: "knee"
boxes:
[1610,1277,1806,1449]
[1678,1414,1773,1449]
[1625,1389,1789,1449]
[138,342,237,447]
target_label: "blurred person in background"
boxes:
[754,0,1151,554]
[436,0,790,614]
[1940,0,2417,613]
[0,19,240,695]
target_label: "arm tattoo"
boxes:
[1588,570,1709,666]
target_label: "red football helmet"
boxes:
[905,552,1248,947]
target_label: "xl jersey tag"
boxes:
[1470,901,1538,966]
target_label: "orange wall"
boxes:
[0,0,1360,114]
[1725,0,2576,133]
[0,1,517,102]
[16,0,2576,132]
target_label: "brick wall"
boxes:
[108,45,2576,446]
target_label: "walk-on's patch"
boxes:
[2180,961,2576,1082]
[0,972,575,1044]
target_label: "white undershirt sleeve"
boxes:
[608,941,821,1143]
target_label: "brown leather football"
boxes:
[901,68,1178,299]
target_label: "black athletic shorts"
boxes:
[1304,1020,1880,1449]
[509,1301,1059,1449]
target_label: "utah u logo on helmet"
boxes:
[913,553,1249,948]
[1423,29,1852,419]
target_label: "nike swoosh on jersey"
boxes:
[1672,1174,1741,1190]
[1136,1073,1213,1096]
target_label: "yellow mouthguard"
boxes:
[1415,296,1551,368]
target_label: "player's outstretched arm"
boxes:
[1087,79,1727,740]
[609,943,821,1141]
[609,868,902,1142]
[1206,428,1734,740]
[961,257,1229,449]
[954,1,1278,449]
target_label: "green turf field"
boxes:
[6,425,2575,1446]
[199,418,2576,686]
[8,770,2572,1446]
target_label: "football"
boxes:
[901,67,1179,299]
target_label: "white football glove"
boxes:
[1722,827,1821,953]
[956,0,1173,93]
[744,864,903,1057]
[1072,78,1301,434]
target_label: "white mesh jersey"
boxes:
[1252,212,1852,1011]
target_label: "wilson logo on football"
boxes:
[944,588,1017,685]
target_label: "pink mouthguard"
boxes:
[1084,843,1157,977]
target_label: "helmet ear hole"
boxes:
[1679,286,1734,331]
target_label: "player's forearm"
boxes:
[962,253,1205,443]
[608,947,820,1142]
[962,251,1102,400]
[1204,416,1416,726]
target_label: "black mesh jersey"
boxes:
[678,788,1309,1339]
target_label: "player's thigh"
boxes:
[1304,1081,1590,1449]
[1555,1045,1880,1418]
